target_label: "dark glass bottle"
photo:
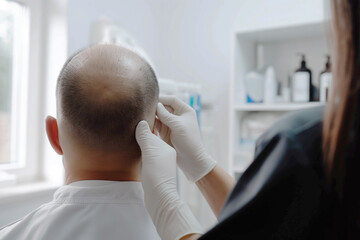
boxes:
[319,55,332,102]
[293,54,313,102]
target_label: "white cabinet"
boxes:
[229,19,328,178]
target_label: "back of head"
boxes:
[57,44,158,159]
[323,0,360,237]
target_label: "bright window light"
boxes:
[0,0,29,178]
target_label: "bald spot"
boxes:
[57,44,158,158]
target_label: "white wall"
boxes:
[231,0,324,32]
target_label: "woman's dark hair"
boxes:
[323,0,360,237]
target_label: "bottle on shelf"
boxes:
[244,44,266,103]
[264,66,277,104]
[292,54,313,102]
[319,55,332,102]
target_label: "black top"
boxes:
[201,106,332,239]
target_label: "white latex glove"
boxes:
[156,95,216,183]
[135,120,203,240]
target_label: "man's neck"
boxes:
[62,152,141,185]
[65,169,141,185]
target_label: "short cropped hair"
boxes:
[57,44,159,159]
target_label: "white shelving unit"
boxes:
[234,102,324,112]
[229,20,328,178]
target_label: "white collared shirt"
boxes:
[0,180,161,240]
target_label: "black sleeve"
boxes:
[200,131,325,240]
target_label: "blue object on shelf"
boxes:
[247,94,263,103]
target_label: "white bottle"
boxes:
[292,54,312,102]
[244,71,264,103]
[264,66,277,104]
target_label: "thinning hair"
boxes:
[57,44,158,159]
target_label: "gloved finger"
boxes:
[164,105,174,114]
[135,120,152,149]
[155,118,163,133]
[154,118,164,133]
[156,103,177,126]
[159,95,192,114]
[155,118,172,147]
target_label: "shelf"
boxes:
[230,16,327,176]
[234,102,325,112]
[234,21,325,43]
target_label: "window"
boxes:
[0,0,29,183]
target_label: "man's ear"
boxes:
[45,116,63,155]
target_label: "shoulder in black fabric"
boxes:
[200,106,330,240]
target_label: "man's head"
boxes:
[46,44,158,182]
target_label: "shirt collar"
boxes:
[53,180,144,204]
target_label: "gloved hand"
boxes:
[136,120,203,240]
[156,95,217,183]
